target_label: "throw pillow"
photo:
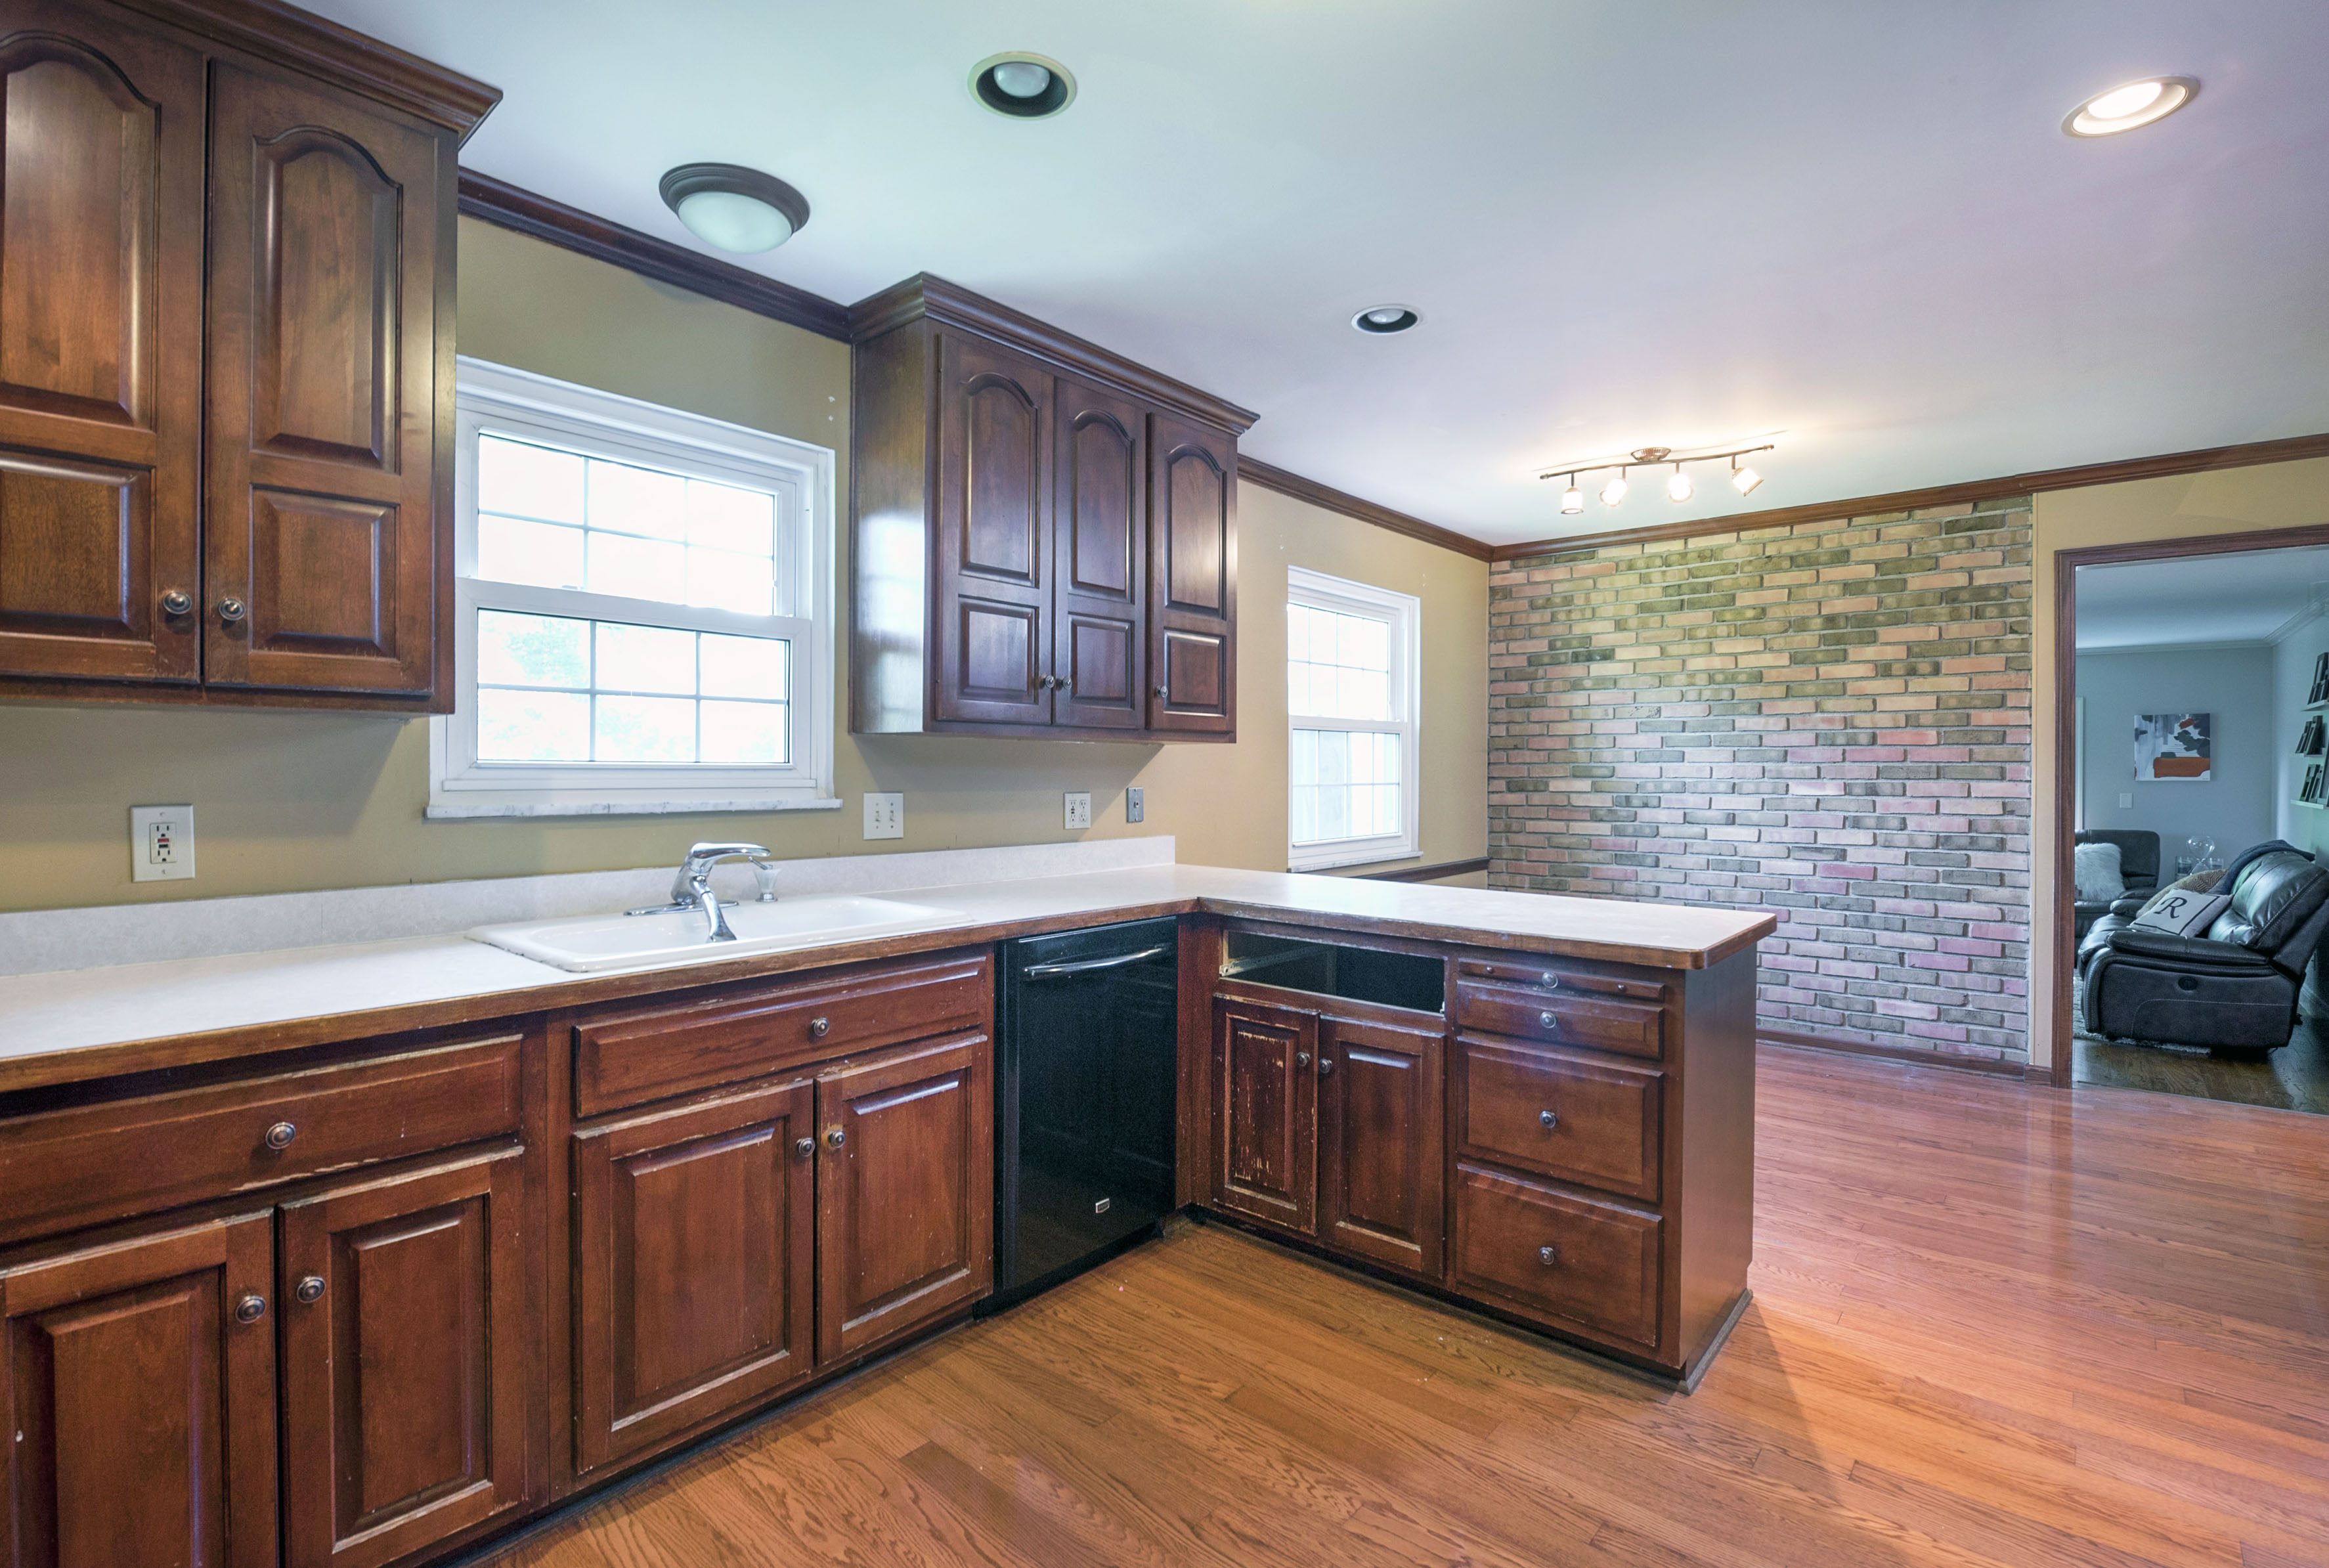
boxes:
[2131,890,2232,938]
[2074,841,2125,902]
[2143,867,2226,908]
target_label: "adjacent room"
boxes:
[0,5,2323,1568]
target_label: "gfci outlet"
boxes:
[1125,786,1145,824]
[130,804,196,882]
[1064,791,1093,830]
[863,792,904,840]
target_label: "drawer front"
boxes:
[575,951,992,1118]
[1454,1037,1662,1202]
[0,1036,523,1244]
[1451,1162,1663,1351]
[1454,978,1664,1061]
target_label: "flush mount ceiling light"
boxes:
[2062,76,2198,137]
[972,52,1077,118]
[1352,305,1421,335]
[1541,441,1778,519]
[659,163,810,254]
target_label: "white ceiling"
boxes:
[304,0,2329,548]
[2076,544,2329,649]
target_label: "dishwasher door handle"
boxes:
[1020,943,1176,980]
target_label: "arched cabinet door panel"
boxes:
[204,63,449,699]
[1147,412,1236,735]
[1052,377,1146,730]
[0,3,204,684]
[932,333,1053,725]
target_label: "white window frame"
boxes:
[427,357,839,819]
[1286,565,1422,871]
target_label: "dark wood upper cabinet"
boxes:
[850,274,1253,741]
[0,0,492,708]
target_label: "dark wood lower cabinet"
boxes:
[278,1149,531,1568]
[571,1080,816,1476]
[1211,999,1316,1233]
[0,1213,277,1568]
[1318,1017,1443,1278]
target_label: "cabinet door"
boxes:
[0,1213,276,1568]
[1211,998,1315,1233]
[279,1150,531,1568]
[0,3,204,685]
[1318,1017,1443,1277]
[1050,376,1145,730]
[572,1080,815,1477]
[203,64,450,698]
[932,333,1052,726]
[1146,412,1236,735]
[816,1034,993,1362]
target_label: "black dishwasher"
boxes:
[988,917,1179,1311]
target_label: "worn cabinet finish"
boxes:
[1211,998,1316,1233]
[278,1150,531,1568]
[0,0,205,686]
[1052,376,1146,730]
[1318,1016,1443,1277]
[571,1080,816,1477]
[0,1213,277,1568]
[1146,413,1236,735]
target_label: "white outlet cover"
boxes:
[863,792,904,840]
[130,804,196,882]
[1064,791,1093,830]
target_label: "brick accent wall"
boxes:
[1488,500,2035,1064]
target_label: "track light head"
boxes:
[1666,464,1693,503]
[1731,458,1763,495]
[1600,469,1629,508]
[1560,475,1584,515]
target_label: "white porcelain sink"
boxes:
[469,894,974,973]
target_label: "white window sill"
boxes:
[1288,844,1422,873]
[426,796,845,821]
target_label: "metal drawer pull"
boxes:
[1538,1245,1560,1268]
[808,1016,831,1039]
[794,1136,815,1160]
[1540,973,1560,990]
[263,1121,298,1151]
[824,1126,847,1150]
[1539,1108,1558,1130]
[294,1275,325,1305]
[234,1294,267,1324]
[160,588,193,617]
[215,596,247,624]
[1538,1011,1559,1031]
[1022,943,1174,980]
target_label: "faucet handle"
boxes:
[751,858,779,902]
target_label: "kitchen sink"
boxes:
[469,894,974,973]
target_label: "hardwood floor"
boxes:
[471,1045,2329,1568]
[2077,1011,2329,1116]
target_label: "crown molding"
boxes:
[1238,458,1491,561]
[1492,431,2329,564]
[458,172,851,341]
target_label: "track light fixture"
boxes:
[1600,469,1629,508]
[1539,441,1776,520]
[1559,475,1584,515]
[1731,455,1762,495]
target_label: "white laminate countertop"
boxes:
[0,863,1774,1090]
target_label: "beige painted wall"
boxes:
[2030,454,2329,1069]
[0,218,1487,913]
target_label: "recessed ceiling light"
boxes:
[1351,305,1420,335]
[2062,76,2198,137]
[972,53,1076,118]
[659,163,810,254]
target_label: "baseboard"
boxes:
[1758,1024,2036,1080]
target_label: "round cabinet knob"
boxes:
[1153,684,1169,699]
[794,1136,815,1160]
[294,1275,326,1305]
[1538,1245,1561,1268]
[233,1294,267,1324]
[160,588,193,617]
[263,1121,298,1151]
[1317,1055,1334,1077]
[1538,1011,1559,1032]
[823,1126,846,1150]
[1055,677,1072,693]
[215,596,247,624]
[807,1016,831,1039]
[1540,973,1561,990]
[1295,1051,1311,1069]
[1539,1109,1559,1130]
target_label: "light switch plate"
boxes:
[2118,792,2133,809]
[1064,791,1093,830]
[863,792,904,840]
[1125,786,1145,824]
[130,804,196,882]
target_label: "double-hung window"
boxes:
[429,359,837,817]
[1286,567,1421,870]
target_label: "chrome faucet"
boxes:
[627,842,779,942]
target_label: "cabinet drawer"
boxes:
[1454,1037,1662,1203]
[1454,978,1664,1061]
[0,1035,523,1244]
[575,951,992,1118]
[1451,1162,1663,1351]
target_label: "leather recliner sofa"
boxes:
[2080,849,2329,1051]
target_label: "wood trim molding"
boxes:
[458,173,852,341]
[1758,1025,2043,1081]
[847,274,1258,436]
[1492,431,2329,563]
[123,0,501,136]
[1347,857,1492,883]
[1238,459,1492,562]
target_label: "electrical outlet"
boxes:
[1064,791,1093,830]
[863,792,904,840]
[1125,786,1145,824]
[130,804,196,882]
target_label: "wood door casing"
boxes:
[1146,412,1235,735]
[933,333,1052,725]
[815,1033,993,1363]
[278,1150,531,1568]
[203,64,446,698]
[0,3,203,685]
[571,1080,816,1477]
[1051,376,1144,729]
[1318,1016,1443,1277]
[0,1213,276,1568]
[1211,998,1315,1234]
